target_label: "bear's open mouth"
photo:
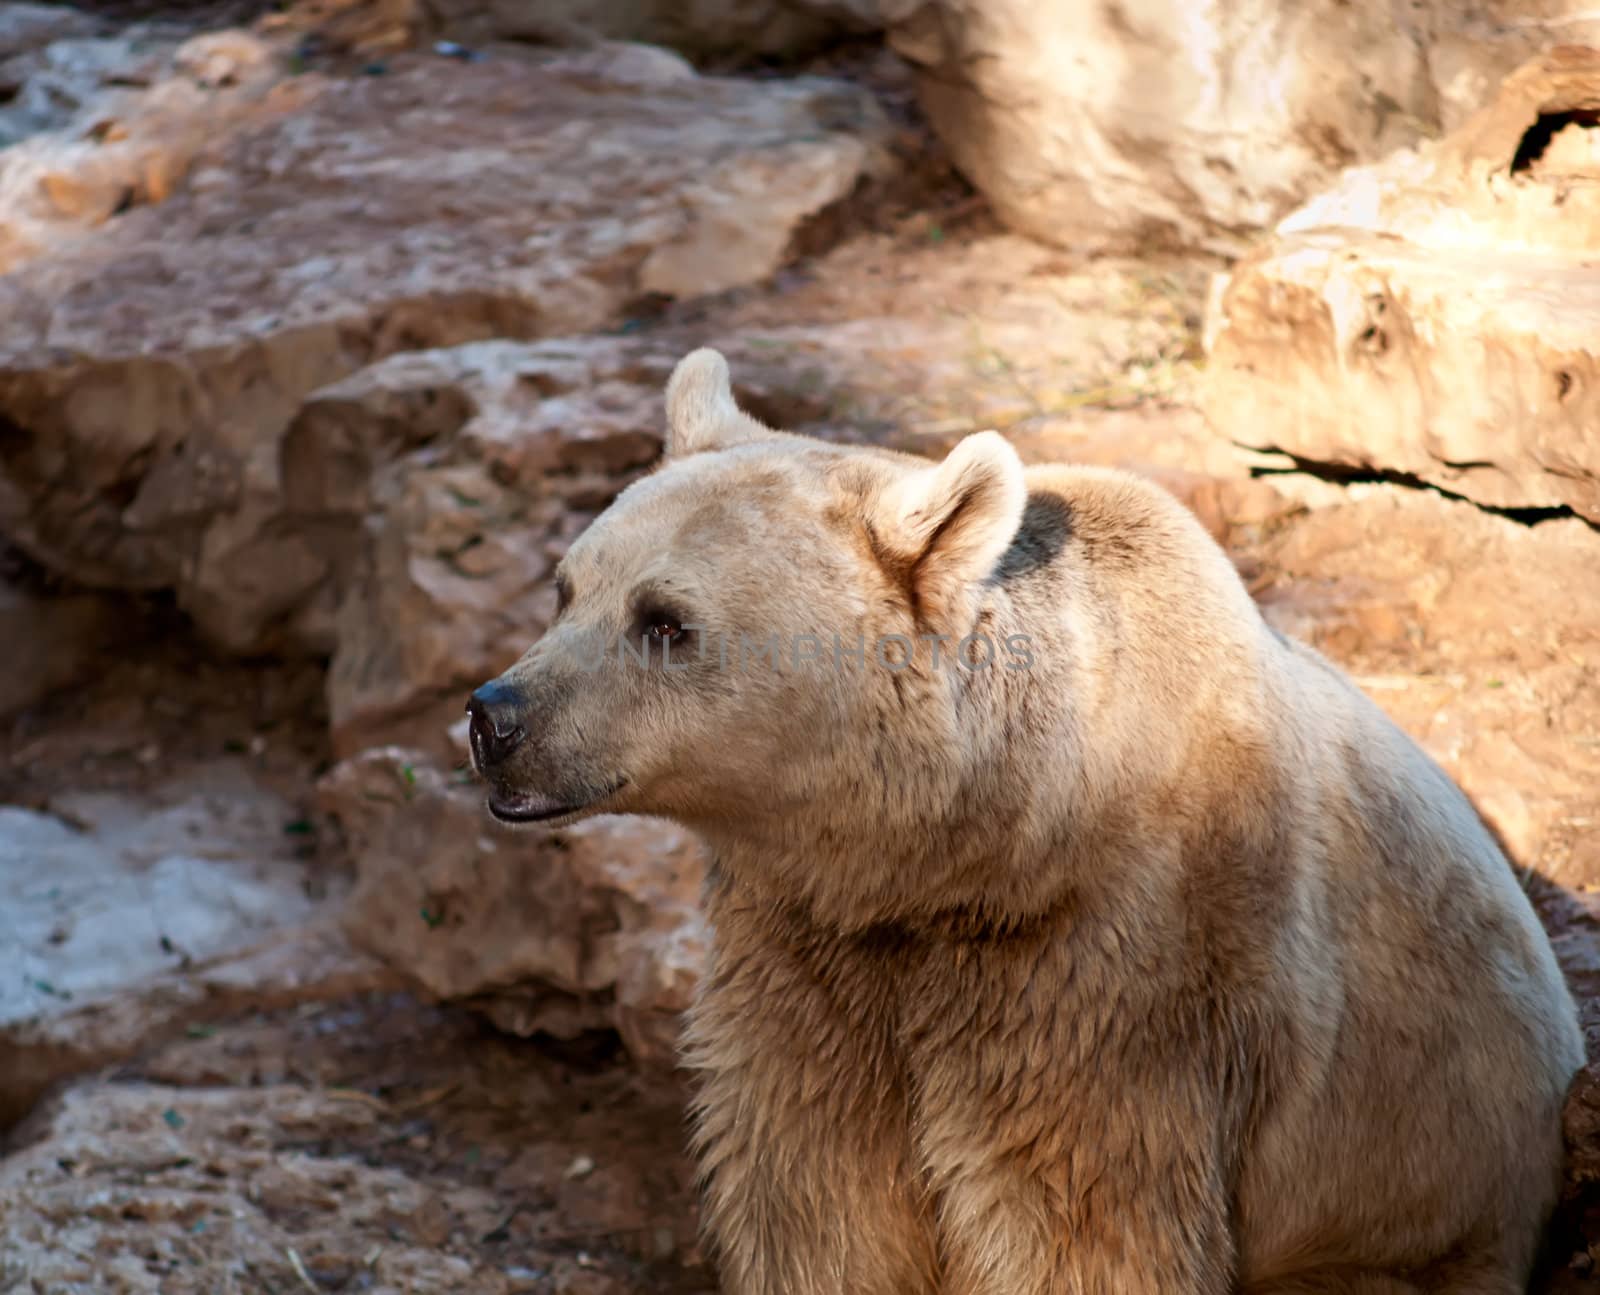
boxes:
[485,778,627,826]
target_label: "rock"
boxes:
[835,0,1600,255]
[0,760,392,1125]
[0,1082,508,1293]
[281,337,679,754]
[0,3,101,60]
[1204,49,1600,521]
[0,41,891,653]
[0,578,118,716]
[0,990,703,1291]
[0,1,108,135]
[317,748,708,1063]
[1247,485,1600,885]
[263,0,855,60]
[674,236,1210,446]
[778,0,902,26]
[0,28,279,260]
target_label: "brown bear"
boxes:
[467,348,1584,1294]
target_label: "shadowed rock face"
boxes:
[0,34,891,653]
[258,0,852,61]
[1204,48,1600,523]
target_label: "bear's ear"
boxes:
[873,431,1026,623]
[663,348,774,459]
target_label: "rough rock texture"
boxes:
[0,760,393,1124]
[447,0,843,59]
[0,1082,527,1293]
[0,28,281,268]
[0,37,890,653]
[318,747,707,1064]
[283,339,672,754]
[835,0,1600,254]
[1204,49,1600,521]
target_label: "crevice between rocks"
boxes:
[1243,447,1597,532]
[1511,108,1600,175]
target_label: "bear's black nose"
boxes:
[466,680,527,769]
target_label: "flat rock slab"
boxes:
[0,760,390,1123]
[0,35,889,652]
[1205,49,1600,522]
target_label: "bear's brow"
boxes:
[628,581,692,621]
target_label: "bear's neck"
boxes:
[692,676,1282,937]
[690,728,1133,934]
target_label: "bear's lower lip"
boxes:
[485,779,626,825]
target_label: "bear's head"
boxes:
[467,348,1038,905]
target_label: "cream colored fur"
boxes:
[474,349,1585,1295]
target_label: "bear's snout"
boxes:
[466,678,527,770]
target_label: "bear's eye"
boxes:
[631,590,691,648]
[554,572,572,616]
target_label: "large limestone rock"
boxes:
[0,2,100,57]
[0,36,890,653]
[318,747,707,1064]
[834,0,1600,254]
[1204,48,1600,521]
[0,4,114,147]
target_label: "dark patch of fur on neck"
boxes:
[994,492,1074,585]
